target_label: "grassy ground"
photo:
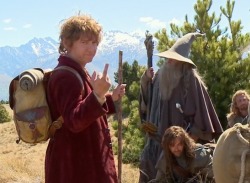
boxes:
[0,104,139,183]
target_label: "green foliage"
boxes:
[129,81,140,101]
[154,0,250,128]
[0,104,11,123]
[112,109,144,166]
[0,100,9,104]
[121,95,130,117]
[112,100,145,165]
[114,60,146,102]
[112,60,146,165]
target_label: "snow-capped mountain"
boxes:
[0,30,158,101]
[0,37,59,77]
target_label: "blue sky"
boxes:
[1,0,249,47]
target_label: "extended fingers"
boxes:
[90,71,97,87]
[91,64,111,84]
[91,71,97,81]
[103,64,109,77]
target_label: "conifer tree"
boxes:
[155,0,250,128]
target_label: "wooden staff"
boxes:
[117,50,123,183]
[140,31,154,123]
[144,30,154,68]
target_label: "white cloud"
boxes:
[139,17,166,29]
[168,18,182,25]
[23,24,32,29]
[3,18,11,23]
[4,27,15,31]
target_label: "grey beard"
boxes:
[158,64,182,100]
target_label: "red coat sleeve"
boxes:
[48,69,116,133]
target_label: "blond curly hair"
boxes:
[58,14,102,54]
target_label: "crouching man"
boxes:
[149,126,214,183]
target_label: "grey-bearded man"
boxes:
[139,32,223,183]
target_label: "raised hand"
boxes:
[111,84,126,101]
[91,64,111,99]
[146,67,154,79]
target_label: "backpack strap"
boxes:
[9,76,19,110]
[54,66,83,87]
[48,66,84,138]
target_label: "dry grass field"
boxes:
[0,104,139,183]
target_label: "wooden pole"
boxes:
[140,30,154,123]
[117,50,123,183]
[144,30,154,69]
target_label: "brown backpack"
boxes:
[9,66,83,144]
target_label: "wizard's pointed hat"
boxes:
[155,32,205,67]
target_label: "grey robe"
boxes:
[139,71,223,182]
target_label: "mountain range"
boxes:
[0,30,158,101]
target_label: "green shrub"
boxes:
[0,104,11,123]
[111,99,145,166]
[121,101,145,165]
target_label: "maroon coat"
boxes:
[45,55,118,183]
